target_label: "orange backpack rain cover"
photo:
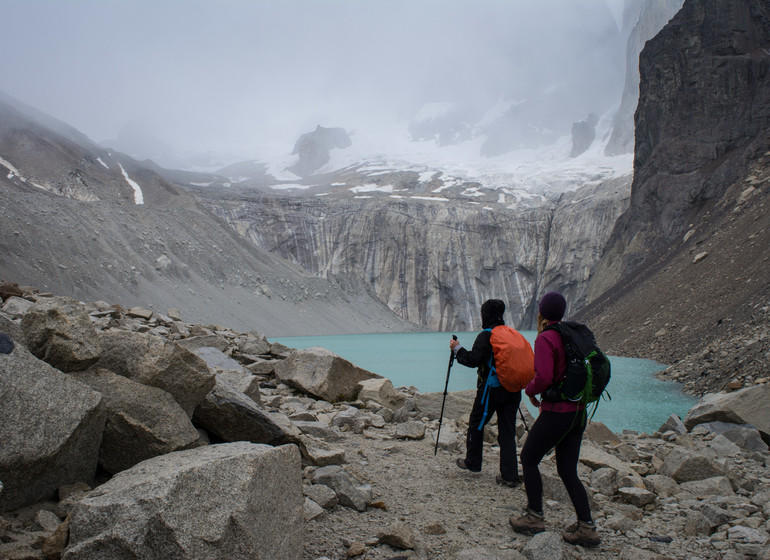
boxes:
[490,325,535,392]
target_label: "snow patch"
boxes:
[410,196,449,202]
[350,184,394,194]
[269,183,311,190]
[119,164,144,205]
[97,157,109,169]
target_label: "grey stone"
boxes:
[357,377,406,410]
[193,379,300,447]
[700,503,731,529]
[682,510,712,536]
[678,476,734,498]
[583,420,621,445]
[659,414,687,435]
[310,465,372,512]
[239,333,271,356]
[293,420,341,442]
[377,521,416,550]
[697,421,769,454]
[303,483,338,509]
[618,486,657,507]
[274,346,380,402]
[659,448,727,482]
[193,346,243,371]
[299,436,346,466]
[708,434,742,456]
[35,509,62,532]
[590,467,618,496]
[521,530,563,560]
[415,390,476,421]
[395,420,426,440]
[0,344,105,512]
[76,368,200,474]
[21,296,101,372]
[215,369,262,404]
[684,386,770,444]
[454,548,526,560]
[643,474,679,498]
[304,497,325,521]
[1,295,34,316]
[63,442,303,560]
[97,329,215,416]
[175,334,229,352]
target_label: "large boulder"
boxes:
[96,329,215,416]
[193,379,301,446]
[0,345,105,511]
[76,368,201,474]
[684,385,770,443]
[63,442,304,560]
[357,377,406,410]
[21,296,101,372]
[659,448,727,483]
[274,346,380,402]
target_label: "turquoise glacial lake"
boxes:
[272,331,698,435]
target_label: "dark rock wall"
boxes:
[596,0,770,281]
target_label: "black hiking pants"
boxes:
[464,385,521,482]
[520,408,592,522]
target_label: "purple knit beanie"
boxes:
[538,291,566,321]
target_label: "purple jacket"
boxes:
[525,322,584,413]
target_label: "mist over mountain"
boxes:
[0,0,628,173]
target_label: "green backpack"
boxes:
[542,321,611,417]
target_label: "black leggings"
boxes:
[520,408,592,522]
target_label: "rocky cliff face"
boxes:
[201,174,630,332]
[579,0,770,390]
[604,0,684,157]
[595,0,770,281]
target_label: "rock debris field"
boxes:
[0,287,769,560]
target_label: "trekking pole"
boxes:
[434,335,457,455]
[517,404,530,434]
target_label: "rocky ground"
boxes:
[2,290,770,560]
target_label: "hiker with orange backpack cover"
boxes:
[449,299,534,487]
[509,291,601,547]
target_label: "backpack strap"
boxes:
[477,328,501,430]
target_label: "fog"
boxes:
[0,0,627,163]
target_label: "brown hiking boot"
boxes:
[509,508,545,535]
[563,520,600,547]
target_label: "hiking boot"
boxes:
[509,508,545,535]
[563,520,600,547]
[456,458,480,472]
[495,474,520,488]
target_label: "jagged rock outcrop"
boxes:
[569,113,598,157]
[604,0,685,156]
[600,0,770,275]
[289,125,352,177]
[578,0,770,390]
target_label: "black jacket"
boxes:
[455,306,505,389]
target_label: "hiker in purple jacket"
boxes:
[509,291,600,547]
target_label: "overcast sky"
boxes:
[0,0,626,159]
